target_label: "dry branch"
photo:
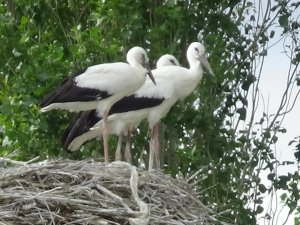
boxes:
[0,159,217,225]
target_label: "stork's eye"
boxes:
[194,47,199,52]
[170,59,177,65]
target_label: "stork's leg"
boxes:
[148,127,155,171]
[115,134,123,161]
[124,129,132,163]
[102,111,109,163]
[153,123,161,170]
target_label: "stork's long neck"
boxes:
[189,60,203,82]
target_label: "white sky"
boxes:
[253,20,299,225]
[257,40,299,225]
[248,1,300,224]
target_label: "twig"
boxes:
[128,165,150,225]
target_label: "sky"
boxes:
[251,3,300,224]
[257,39,299,225]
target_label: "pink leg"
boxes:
[153,123,161,170]
[148,127,155,171]
[124,129,132,163]
[102,111,109,163]
[115,134,123,161]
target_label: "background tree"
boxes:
[0,0,299,224]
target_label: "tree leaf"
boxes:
[259,184,267,193]
[256,205,264,214]
[237,107,247,121]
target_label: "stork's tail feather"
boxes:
[62,110,101,151]
[40,89,60,109]
[61,113,80,150]
[40,69,86,110]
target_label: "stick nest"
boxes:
[0,159,215,225]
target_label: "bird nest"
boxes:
[0,159,217,225]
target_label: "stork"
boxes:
[40,46,155,163]
[145,42,214,170]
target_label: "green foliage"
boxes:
[1,0,300,224]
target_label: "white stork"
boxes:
[40,46,155,163]
[61,54,180,163]
[136,42,214,170]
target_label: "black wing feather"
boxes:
[40,69,111,107]
[109,95,164,114]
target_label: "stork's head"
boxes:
[156,54,180,68]
[187,42,214,75]
[127,47,156,84]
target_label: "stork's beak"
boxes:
[145,62,156,85]
[199,55,214,76]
